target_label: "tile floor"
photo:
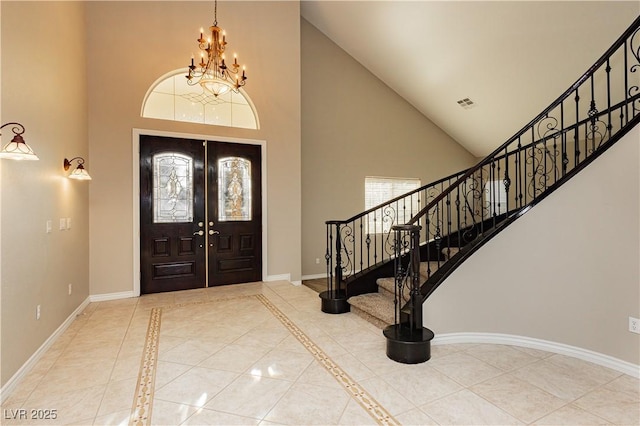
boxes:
[1,281,639,425]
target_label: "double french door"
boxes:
[140,135,262,294]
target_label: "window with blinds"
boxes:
[365,176,421,234]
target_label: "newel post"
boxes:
[320,221,350,314]
[408,225,423,331]
[384,224,434,364]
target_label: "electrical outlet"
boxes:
[59,218,66,231]
[629,317,640,334]
[36,305,41,320]
[68,284,72,296]
[315,258,320,264]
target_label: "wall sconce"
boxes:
[0,122,39,160]
[63,157,92,180]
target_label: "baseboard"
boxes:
[302,273,327,280]
[264,273,291,282]
[433,332,640,378]
[0,297,91,404]
[89,291,136,302]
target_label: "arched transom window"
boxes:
[141,69,259,130]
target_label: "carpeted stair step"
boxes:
[348,293,395,329]
[377,261,443,298]
[348,253,461,329]
[376,277,398,299]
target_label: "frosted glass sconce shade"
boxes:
[0,122,39,160]
[64,157,92,180]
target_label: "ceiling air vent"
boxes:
[457,98,476,110]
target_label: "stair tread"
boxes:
[376,261,443,294]
[350,260,453,329]
[348,293,395,325]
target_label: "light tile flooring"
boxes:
[2,281,639,425]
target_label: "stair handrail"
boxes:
[408,15,640,226]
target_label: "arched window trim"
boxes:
[141,68,260,130]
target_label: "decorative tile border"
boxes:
[130,307,162,426]
[255,294,399,426]
[130,292,399,426]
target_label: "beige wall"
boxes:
[424,125,640,364]
[86,1,301,295]
[1,2,89,385]
[301,19,477,277]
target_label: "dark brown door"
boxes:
[140,136,262,294]
[140,135,206,294]
[207,142,262,285]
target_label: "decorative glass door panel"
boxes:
[218,157,251,221]
[153,153,194,223]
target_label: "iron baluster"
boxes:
[606,59,612,138]
[326,224,333,293]
[517,139,523,208]
[589,75,597,153]
[503,150,511,217]
[561,101,568,176]
[334,223,343,293]
[575,88,581,166]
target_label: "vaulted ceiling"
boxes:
[301,1,639,157]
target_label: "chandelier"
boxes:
[186,0,247,97]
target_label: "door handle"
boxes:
[209,230,220,235]
[193,230,204,236]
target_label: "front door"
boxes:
[140,135,262,294]
[208,142,262,286]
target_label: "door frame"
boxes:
[132,128,268,297]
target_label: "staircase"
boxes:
[320,16,640,363]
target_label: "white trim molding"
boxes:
[433,332,640,378]
[263,274,301,286]
[89,291,136,303]
[0,297,91,404]
[265,273,291,282]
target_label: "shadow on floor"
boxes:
[302,278,325,293]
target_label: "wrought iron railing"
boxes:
[324,168,470,297]
[389,16,640,330]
